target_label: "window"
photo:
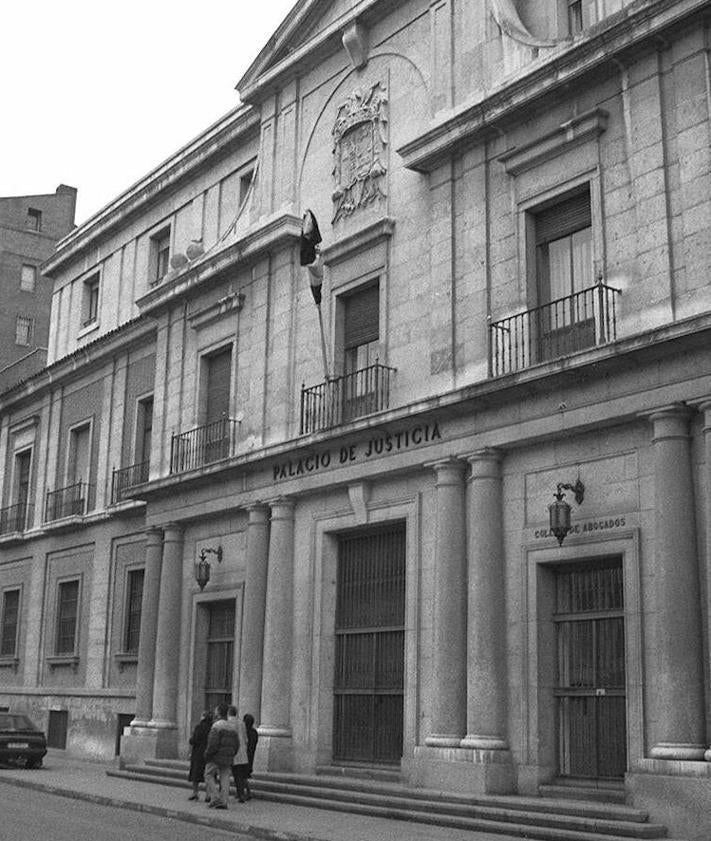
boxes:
[26,208,42,231]
[0,589,20,658]
[67,423,91,488]
[136,397,153,467]
[535,188,592,306]
[82,273,100,327]
[533,187,594,359]
[15,315,34,346]
[12,449,32,530]
[20,264,36,292]
[123,569,144,654]
[341,282,381,423]
[55,580,79,655]
[204,348,232,424]
[564,0,596,35]
[150,227,171,286]
[343,282,380,375]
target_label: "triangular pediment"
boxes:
[237,0,366,99]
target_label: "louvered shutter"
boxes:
[344,283,379,349]
[206,348,232,423]
[535,190,591,244]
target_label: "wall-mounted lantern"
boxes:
[195,546,223,591]
[548,479,585,546]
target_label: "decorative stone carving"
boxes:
[331,82,388,223]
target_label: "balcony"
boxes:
[489,282,621,377]
[300,362,397,435]
[0,502,33,535]
[170,417,239,474]
[45,482,93,522]
[111,461,150,504]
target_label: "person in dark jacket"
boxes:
[204,702,240,809]
[187,710,212,801]
[243,713,259,801]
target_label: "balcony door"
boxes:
[203,347,232,464]
[535,189,594,359]
[342,282,379,422]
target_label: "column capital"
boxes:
[267,497,295,520]
[145,527,163,544]
[465,448,504,480]
[425,457,467,485]
[643,404,694,441]
[162,522,184,541]
[246,503,271,525]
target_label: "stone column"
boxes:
[150,523,184,731]
[461,449,509,752]
[131,527,163,726]
[648,406,706,760]
[426,459,468,746]
[701,401,711,762]
[259,498,295,737]
[238,504,270,723]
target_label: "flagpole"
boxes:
[316,303,330,380]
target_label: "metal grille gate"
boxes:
[204,600,235,712]
[555,560,626,779]
[333,524,405,764]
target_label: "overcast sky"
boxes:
[1,0,297,224]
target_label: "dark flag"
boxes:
[300,209,323,304]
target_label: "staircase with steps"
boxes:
[108,760,685,841]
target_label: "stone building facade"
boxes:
[1,1,711,837]
[0,185,76,391]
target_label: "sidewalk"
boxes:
[0,751,520,841]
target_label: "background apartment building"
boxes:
[0,185,76,391]
[0,1,710,838]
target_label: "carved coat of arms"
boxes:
[331,82,388,223]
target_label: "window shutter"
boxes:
[206,348,232,423]
[344,283,379,349]
[535,190,591,244]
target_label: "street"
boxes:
[0,781,252,841]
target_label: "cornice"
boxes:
[0,317,156,409]
[135,211,302,316]
[128,307,711,505]
[397,0,710,172]
[321,217,395,266]
[43,106,260,276]
[237,0,402,103]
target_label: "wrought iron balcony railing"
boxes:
[45,482,93,522]
[489,281,621,377]
[111,460,150,504]
[0,501,33,535]
[170,417,239,474]
[300,362,396,435]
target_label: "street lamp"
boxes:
[195,545,223,591]
[548,479,585,546]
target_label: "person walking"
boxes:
[227,705,249,802]
[243,713,259,801]
[187,710,212,801]
[203,702,239,809]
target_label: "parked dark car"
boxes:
[0,713,47,768]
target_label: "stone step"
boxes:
[109,764,672,841]
[540,783,627,805]
[136,760,649,822]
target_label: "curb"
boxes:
[0,774,329,841]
